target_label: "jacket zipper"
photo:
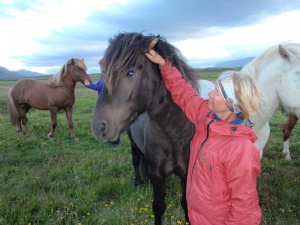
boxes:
[191,119,214,176]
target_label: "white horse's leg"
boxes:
[253,122,270,159]
[282,140,291,160]
[281,113,298,160]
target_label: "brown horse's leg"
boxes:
[65,107,78,141]
[18,104,32,137]
[16,117,22,134]
[282,113,298,160]
[16,103,31,137]
[48,109,58,139]
[20,114,32,138]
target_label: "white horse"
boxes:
[198,43,300,160]
[241,43,300,160]
[198,79,215,99]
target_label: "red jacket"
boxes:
[160,62,262,225]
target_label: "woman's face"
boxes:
[208,84,231,114]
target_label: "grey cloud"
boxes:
[9,0,300,73]
[0,0,45,18]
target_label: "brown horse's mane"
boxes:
[100,32,199,94]
[48,58,87,86]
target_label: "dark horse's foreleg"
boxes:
[127,128,143,187]
[150,176,167,225]
[282,113,298,160]
[180,176,189,224]
[48,109,58,139]
[65,107,78,141]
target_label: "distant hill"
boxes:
[0,66,23,79]
[0,66,47,80]
[197,67,242,73]
[13,69,44,77]
[214,57,255,68]
[1,57,255,80]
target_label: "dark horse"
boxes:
[91,32,199,225]
[8,58,92,141]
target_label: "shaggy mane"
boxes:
[100,32,199,94]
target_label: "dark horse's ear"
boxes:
[141,35,160,54]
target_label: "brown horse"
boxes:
[7,58,92,140]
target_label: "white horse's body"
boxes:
[241,43,300,160]
[198,79,215,99]
[198,43,300,160]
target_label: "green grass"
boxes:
[0,76,299,225]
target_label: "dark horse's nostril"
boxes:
[92,118,109,141]
[99,121,107,137]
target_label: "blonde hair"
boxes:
[219,71,261,120]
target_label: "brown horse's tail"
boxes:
[7,88,19,126]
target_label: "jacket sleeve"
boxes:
[87,79,103,91]
[224,143,262,225]
[159,61,209,124]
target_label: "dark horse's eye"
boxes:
[127,71,134,77]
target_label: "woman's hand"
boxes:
[145,49,166,66]
[84,80,90,86]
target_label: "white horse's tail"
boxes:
[7,88,20,126]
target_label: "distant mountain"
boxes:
[0,66,23,79]
[0,66,46,80]
[214,57,255,68]
[1,57,255,80]
[13,69,44,77]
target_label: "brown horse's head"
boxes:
[48,58,91,86]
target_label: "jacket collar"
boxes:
[213,113,243,125]
[209,113,258,143]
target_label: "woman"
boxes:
[145,50,262,225]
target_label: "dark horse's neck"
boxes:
[147,78,195,142]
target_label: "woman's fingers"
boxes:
[145,49,165,66]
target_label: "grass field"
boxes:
[0,73,299,225]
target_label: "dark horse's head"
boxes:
[92,32,199,142]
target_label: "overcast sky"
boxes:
[1,0,300,74]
